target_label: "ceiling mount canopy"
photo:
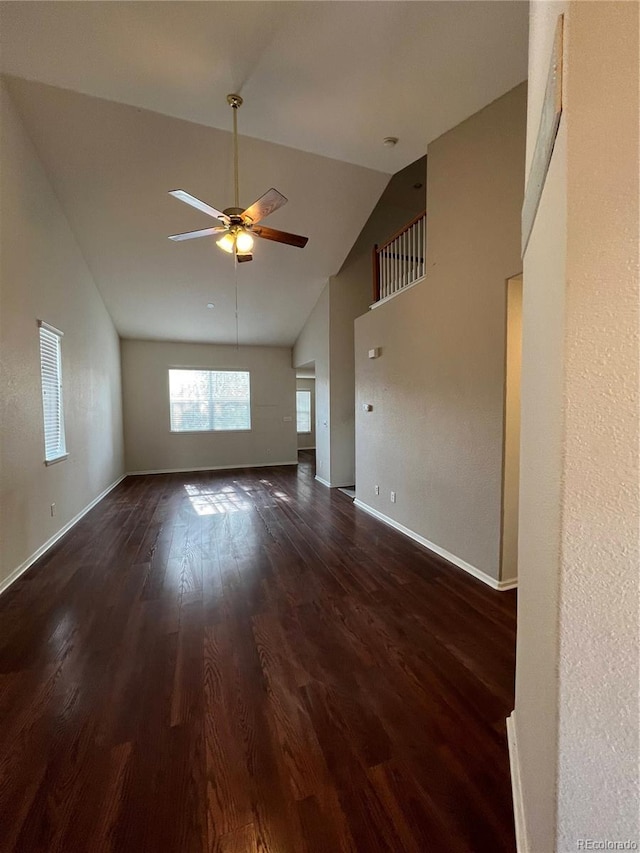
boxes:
[168,93,309,262]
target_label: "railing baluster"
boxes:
[389,240,397,293]
[385,248,389,298]
[409,225,415,284]
[382,249,388,299]
[382,249,386,299]
[410,226,413,284]
[373,211,426,303]
[387,247,391,296]
[394,236,398,292]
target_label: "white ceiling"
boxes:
[0,1,528,346]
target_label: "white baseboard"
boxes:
[127,461,299,476]
[314,475,355,489]
[353,499,517,591]
[507,712,528,853]
[0,473,127,598]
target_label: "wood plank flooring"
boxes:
[0,451,517,852]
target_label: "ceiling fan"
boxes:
[168,94,308,263]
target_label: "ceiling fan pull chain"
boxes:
[234,252,239,350]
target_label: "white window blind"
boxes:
[38,322,67,463]
[296,390,312,433]
[169,369,251,432]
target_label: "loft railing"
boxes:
[372,211,426,303]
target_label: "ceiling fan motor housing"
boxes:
[223,208,246,223]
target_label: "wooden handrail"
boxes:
[377,210,426,254]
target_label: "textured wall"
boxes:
[329,159,427,488]
[516,125,567,853]
[556,1,639,847]
[515,2,639,850]
[354,84,526,581]
[121,340,297,473]
[515,5,567,848]
[293,162,426,488]
[0,81,124,586]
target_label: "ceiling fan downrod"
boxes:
[227,93,243,211]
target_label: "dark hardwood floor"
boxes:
[0,451,517,852]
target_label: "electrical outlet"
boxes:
[374,484,380,495]
[50,503,56,517]
[390,491,396,503]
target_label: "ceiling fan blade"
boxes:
[236,253,253,263]
[169,190,228,222]
[253,225,309,249]
[168,226,227,241]
[241,188,287,224]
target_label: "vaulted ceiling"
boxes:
[0,1,528,346]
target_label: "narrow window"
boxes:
[38,321,67,464]
[169,369,251,432]
[296,390,312,433]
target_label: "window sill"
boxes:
[45,453,68,466]
[297,431,312,435]
[169,429,252,435]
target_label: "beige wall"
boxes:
[296,377,316,449]
[0,81,124,588]
[294,160,426,488]
[515,2,639,851]
[501,275,522,582]
[329,159,427,488]
[292,285,330,481]
[121,339,297,473]
[354,83,526,583]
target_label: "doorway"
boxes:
[296,362,316,472]
[501,274,523,583]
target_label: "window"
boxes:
[169,369,251,432]
[296,390,312,433]
[38,321,67,464]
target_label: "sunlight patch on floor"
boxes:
[184,484,252,515]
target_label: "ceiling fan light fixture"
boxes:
[216,232,235,253]
[235,229,254,253]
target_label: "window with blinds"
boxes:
[169,369,251,432]
[38,322,67,464]
[296,390,312,433]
